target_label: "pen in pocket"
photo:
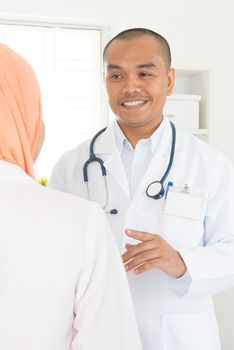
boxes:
[165,181,173,199]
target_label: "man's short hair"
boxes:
[103,28,171,70]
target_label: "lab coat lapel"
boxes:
[94,122,131,199]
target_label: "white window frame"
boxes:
[0,14,111,178]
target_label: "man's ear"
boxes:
[167,68,175,96]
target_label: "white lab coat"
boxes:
[50,118,234,350]
[0,160,142,350]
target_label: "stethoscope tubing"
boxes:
[83,127,107,182]
[160,121,176,184]
[82,121,176,212]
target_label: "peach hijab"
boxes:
[0,43,42,178]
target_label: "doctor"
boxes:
[0,43,142,350]
[50,28,234,350]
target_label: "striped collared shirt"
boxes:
[114,119,166,197]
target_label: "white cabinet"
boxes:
[166,68,209,141]
[164,94,200,130]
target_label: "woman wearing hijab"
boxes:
[0,44,142,350]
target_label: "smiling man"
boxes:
[104,31,174,141]
[50,28,234,350]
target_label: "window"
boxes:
[0,21,104,179]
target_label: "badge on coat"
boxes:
[164,183,204,220]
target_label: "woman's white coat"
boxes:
[0,161,142,350]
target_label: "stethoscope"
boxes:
[83,121,176,215]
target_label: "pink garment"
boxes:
[0,43,42,178]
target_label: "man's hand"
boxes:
[121,229,187,278]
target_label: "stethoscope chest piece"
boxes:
[146,181,165,199]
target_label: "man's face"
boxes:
[104,35,175,130]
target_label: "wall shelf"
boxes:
[171,68,210,142]
[184,129,208,136]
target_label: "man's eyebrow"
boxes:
[106,62,157,70]
[107,64,122,70]
[136,63,156,69]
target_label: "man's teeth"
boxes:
[123,100,146,106]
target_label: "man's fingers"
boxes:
[125,229,157,242]
[124,250,160,272]
[134,258,164,274]
[125,243,134,250]
[122,241,158,263]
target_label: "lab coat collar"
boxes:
[92,118,183,199]
[94,117,180,155]
[93,122,130,198]
[94,121,117,155]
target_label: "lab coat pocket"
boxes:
[164,186,204,220]
[162,313,212,350]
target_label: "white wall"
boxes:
[1,1,234,348]
[1,0,233,158]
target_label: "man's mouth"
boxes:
[121,99,148,108]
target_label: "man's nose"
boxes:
[122,76,142,95]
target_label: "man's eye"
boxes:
[111,74,123,80]
[139,72,152,78]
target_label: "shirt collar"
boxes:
[114,117,166,154]
[114,120,129,154]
